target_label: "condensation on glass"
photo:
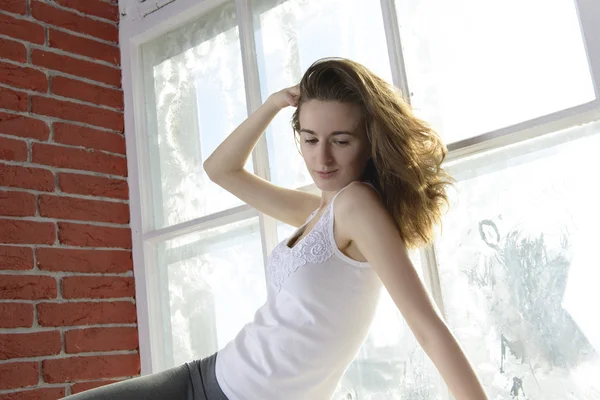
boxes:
[141,2,253,229]
[436,120,600,399]
[156,217,266,367]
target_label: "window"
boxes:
[120,0,600,398]
[437,120,600,399]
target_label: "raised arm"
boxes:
[203,86,320,227]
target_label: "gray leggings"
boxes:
[63,353,228,400]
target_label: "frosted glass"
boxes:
[141,2,253,229]
[436,120,600,399]
[156,217,267,367]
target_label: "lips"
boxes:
[316,170,338,178]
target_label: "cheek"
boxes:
[343,146,366,164]
[299,142,310,156]
[299,144,314,165]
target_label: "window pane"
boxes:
[141,2,252,229]
[396,0,595,144]
[435,120,600,398]
[156,217,267,368]
[252,0,393,188]
[335,251,447,400]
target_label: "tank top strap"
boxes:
[325,181,365,231]
[329,182,354,207]
[323,181,372,267]
[304,208,319,224]
[328,180,379,211]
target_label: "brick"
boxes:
[53,121,125,154]
[37,301,136,326]
[0,388,66,400]
[49,29,120,65]
[0,0,27,15]
[0,86,28,112]
[53,0,119,22]
[0,13,44,44]
[52,77,123,110]
[0,112,49,140]
[0,331,61,360]
[65,327,138,353]
[0,61,48,92]
[44,354,139,383]
[0,190,35,216]
[31,49,121,87]
[70,380,121,395]
[32,143,127,176]
[0,246,33,270]
[0,303,33,328]
[31,1,118,43]
[0,219,55,245]
[36,248,132,273]
[62,276,134,299]
[58,223,132,248]
[31,96,123,131]
[0,37,27,63]
[0,164,54,191]
[39,195,129,224]
[0,362,39,390]
[0,275,57,300]
[0,137,28,162]
[59,173,128,199]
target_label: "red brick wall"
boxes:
[0,1,139,398]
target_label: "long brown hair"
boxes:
[292,58,454,249]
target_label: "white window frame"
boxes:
[119,0,600,375]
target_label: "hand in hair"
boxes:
[267,84,300,109]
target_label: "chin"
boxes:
[314,181,335,191]
[313,176,354,192]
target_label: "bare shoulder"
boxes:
[334,181,392,241]
[335,181,383,215]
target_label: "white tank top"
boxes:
[215,183,382,400]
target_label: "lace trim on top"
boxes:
[266,182,378,291]
[266,204,335,291]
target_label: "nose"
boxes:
[316,142,333,166]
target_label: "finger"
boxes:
[285,93,297,106]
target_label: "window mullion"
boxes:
[380,0,447,314]
[419,245,447,318]
[576,0,600,100]
[236,0,280,267]
[121,29,161,373]
[379,0,411,102]
[446,101,600,161]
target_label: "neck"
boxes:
[319,190,337,209]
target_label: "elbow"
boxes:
[203,159,243,182]
[203,159,220,181]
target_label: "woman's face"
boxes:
[298,100,371,191]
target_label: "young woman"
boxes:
[65,58,488,399]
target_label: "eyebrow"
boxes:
[299,129,355,136]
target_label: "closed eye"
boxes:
[303,138,350,146]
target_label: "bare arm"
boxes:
[204,96,285,175]
[203,87,320,227]
[338,182,489,400]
